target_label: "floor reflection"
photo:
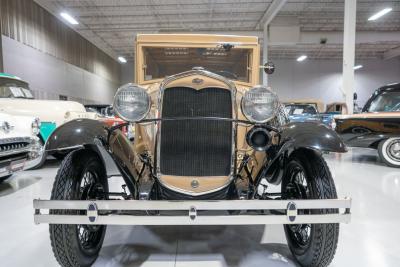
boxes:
[325,147,384,166]
[96,225,299,267]
[0,176,42,197]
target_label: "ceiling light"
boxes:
[354,65,363,70]
[296,55,307,62]
[368,8,392,21]
[118,56,127,63]
[60,12,79,25]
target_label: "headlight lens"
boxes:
[32,118,41,135]
[241,86,279,123]
[113,83,150,122]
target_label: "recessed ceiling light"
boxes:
[118,56,127,63]
[368,8,392,21]
[354,65,363,70]
[60,12,79,25]
[296,55,307,62]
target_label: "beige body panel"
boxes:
[159,175,231,195]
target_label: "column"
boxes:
[342,0,357,114]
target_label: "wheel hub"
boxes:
[285,167,312,248]
[388,140,400,160]
[77,171,105,248]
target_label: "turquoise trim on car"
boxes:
[0,72,22,80]
[40,122,57,142]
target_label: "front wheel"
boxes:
[378,138,400,168]
[49,149,108,267]
[282,149,339,267]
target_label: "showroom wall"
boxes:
[269,58,400,108]
[2,36,117,104]
[121,61,135,85]
[0,0,120,104]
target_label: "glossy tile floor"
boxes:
[0,148,400,267]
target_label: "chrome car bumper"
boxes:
[0,137,44,178]
[33,198,351,225]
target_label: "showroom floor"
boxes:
[0,148,399,267]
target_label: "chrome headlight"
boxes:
[113,83,150,122]
[241,86,279,123]
[32,118,41,135]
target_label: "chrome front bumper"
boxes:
[0,137,44,177]
[33,198,351,225]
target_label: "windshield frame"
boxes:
[0,77,34,99]
[363,87,400,113]
[136,42,260,87]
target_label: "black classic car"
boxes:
[335,83,400,167]
[33,34,351,267]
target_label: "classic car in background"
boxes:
[84,104,134,139]
[34,34,351,267]
[0,112,43,182]
[326,102,348,115]
[284,103,322,123]
[284,99,337,127]
[335,83,400,167]
[0,73,99,161]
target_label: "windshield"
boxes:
[142,46,252,83]
[0,78,33,99]
[285,104,318,115]
[367,91,400,112]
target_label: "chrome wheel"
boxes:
[77,170,105,252]
[284,162,312,248]
[379,138,400,168]
[387,139,400,161]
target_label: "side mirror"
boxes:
[353,92,358,101]
[263,62,275,74]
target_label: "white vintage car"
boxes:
[0,112,43,182]
[0,73,99,160]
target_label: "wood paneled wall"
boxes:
[0,0,120,83]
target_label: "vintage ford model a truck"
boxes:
[33,34,351,267]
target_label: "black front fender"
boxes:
[45,119,123,178]
[45,119,108,151]
[279,122,347,153]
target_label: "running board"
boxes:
[33,198,351,225]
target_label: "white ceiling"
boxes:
[34,0,400,61]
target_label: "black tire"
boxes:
[49,149,108,267]
[378,138,400,168]
[53,152,67,161]
[282,149,339,267]
[0,174,12,183]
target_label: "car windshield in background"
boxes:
[368,91,400,112]
[0,78,33,99]
[285,105,318,115]
[143,46,252,83]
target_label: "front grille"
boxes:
[0,138,31,155]
[160,87,232,176]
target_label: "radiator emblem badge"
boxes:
[191,180,199,188]
[192,78,204,85]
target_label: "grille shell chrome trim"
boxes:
[155,70,238,196]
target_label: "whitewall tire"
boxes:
[378,138,400,168]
